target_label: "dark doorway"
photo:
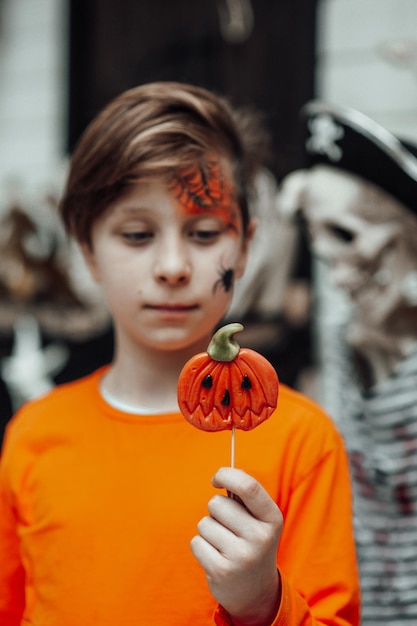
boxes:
[67,0,318,180]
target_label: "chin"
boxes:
[142,326,210,353]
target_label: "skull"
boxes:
[279,165,417,331]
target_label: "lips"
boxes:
[145,303,198,312]
[146,303,197,311]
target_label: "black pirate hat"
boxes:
[301,100,417,216]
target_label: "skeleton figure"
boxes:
[2,315,68,411]
[281,165,417,386]
[0,193,113,446]
[279,101,417,625]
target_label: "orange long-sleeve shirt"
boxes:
[0,367,359,625]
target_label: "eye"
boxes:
[327,224,355,243]
[188,228,222,243]
[122,231,154,244]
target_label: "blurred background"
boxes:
[1,0,417,441]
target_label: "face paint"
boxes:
[213,266,235,294]
[171,160,241,236]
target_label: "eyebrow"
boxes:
[117,205,152,216]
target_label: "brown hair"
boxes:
[59,81,269,245]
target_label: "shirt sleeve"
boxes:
[214,430,360,626]
[0,430,26,626]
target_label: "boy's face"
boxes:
[82,162,252,355]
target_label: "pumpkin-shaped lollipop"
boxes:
[178,322,279,433]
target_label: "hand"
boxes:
[191,467,283,626]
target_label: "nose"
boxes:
[329,262,363,292]
[311,232,344,264]
[154,238,191,286]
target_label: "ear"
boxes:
[235,217,256,280]
[80,242,101,283]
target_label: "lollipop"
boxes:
[177,322,279,466]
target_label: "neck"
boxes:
[103,331,211,412]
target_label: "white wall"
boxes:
[317,0,417,139]
[0,0,67,202]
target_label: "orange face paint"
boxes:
[171,160,241,236]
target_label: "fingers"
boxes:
[190,525,225,572]
[190,498,268,575]
[191,468,283,565]
[190,469,283,623]
[190,468,283,566]
[212,467,283,525]
[190,507,239,571]
[206,492,261,542]
[199,495,251,553]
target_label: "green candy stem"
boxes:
[207,322,244,362]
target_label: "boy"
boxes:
[0,82,359,625]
